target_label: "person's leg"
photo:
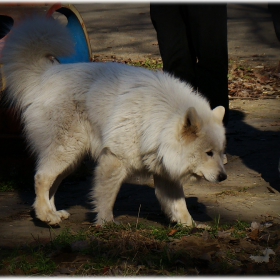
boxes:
[150,4,197,87]
[185,4,229,125]
[268,4,280,42]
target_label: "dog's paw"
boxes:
[171,215,196,228]
[56,210,70,220]
[39,212,61,226]
[169,209,195,227]
[176,220,196,228]
[36,210,62,226]
[95,213,114,226]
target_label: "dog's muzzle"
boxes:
[217,172,227,182]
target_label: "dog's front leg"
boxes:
[153,174,195,227]
[92,148,127,225]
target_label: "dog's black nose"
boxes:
[218,172,227,182]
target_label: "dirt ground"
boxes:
[0,98,279,248]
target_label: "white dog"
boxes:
[2,17,227,227]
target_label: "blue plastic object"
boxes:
[56,7,91,64]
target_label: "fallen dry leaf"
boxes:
[248,228,260,241]
[168,229,178,236]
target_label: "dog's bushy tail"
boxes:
[1,17,74,106]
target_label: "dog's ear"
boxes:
[182,107,202,138]
[212,106,225,123]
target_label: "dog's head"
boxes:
[160,105,227,184]
[183,106,227,183]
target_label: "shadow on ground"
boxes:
[227,109,280,191]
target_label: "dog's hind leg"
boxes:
[153,174,195,227]
[33,148,85,225]
[49,173,72,219]
[91,148,127,225]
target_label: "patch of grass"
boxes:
[49,227,88,249]
[1,221,279,276]
[231,220,250,239]
[150,227,170,241]
[218,222,232,231]
[50,224,195,275]
[1,248,56,275]
[225,249,236,260]
[129,59,163,70]
[208,217,250,239]
[209,214,221,237]
[234,220,250,231]
[0,179,16,191]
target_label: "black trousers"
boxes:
[150,4,229,125]
[268,4,280,42]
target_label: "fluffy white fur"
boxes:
[2,17,227,226]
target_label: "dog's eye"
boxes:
[206,151,213,157]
